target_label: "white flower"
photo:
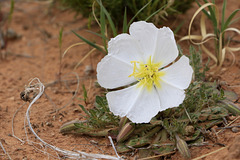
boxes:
[97,21,193,123]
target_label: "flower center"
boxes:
[129,56,165,91]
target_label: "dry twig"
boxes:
[22,78,121,160]
[11,103,26,143]
[217,116,240,134]
[0,139,12,160]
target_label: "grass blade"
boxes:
[95,96,108,112]
[207,5,218,34]
[223,9,240,31]
[221,0,227,47]
[58,27,63,49]
[174,21,184,34]
[196,0,211,19]
[145,4,166,21]
[128,0,152,28]
[202,0,218,31]
[8,0,14,22]
[82,84,88,104]
[96,0,117,37]
[122,7,128,33]
[100,1,107,52]
[79,104,91,117]
[72,30,105,54]
[228,17,240,26]
[86,30,108,40]
[221,0,227,32]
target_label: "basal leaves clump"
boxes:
[60,45,238,159]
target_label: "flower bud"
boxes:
[119,116,129,131]
[175,134,191,159]
[219,100,240,116]
[117,122,135,142]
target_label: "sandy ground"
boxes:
[0,1,240,160]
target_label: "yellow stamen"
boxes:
[129,56,165,91]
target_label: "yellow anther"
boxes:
[129,56,165,91]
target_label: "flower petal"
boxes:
[107,84,161,123]
[129,21,158,62]
[161,56,193,90]
[156,81,186,110]
[97,55,136,89]
[153,27,178,67]
[97,33,144,89]
[108,33,144,61]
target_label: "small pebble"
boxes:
[84,65,94,75]
[8,96,15,101]
[46,122,54,127]
[185,125,195,136]
[90,140,98,145]
[232,127,240,133]
[73,108,81,113]
[228,116,236,121]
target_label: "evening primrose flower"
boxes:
[97,21,193,123]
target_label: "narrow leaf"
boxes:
[175,134,191,159]
[122,7,128,33]
[8,0,15,22]
[174,21,184,34]
[128,0,152,28]
[96,0,117,37]
[100,2,107,52]
[145,4,166,21]
[223,9,240,31]
[219,100,240,116]
[78,104,91,117]
[72,30,105,54]
[95,96,108,111]
[58,27,63,49]
[82,84,88,103]
[196,0,211,19]
[86,30,108,40]
[117,122,135,142]
[221,0,227,32]
[60,120,81,133]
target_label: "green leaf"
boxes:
[222,9,240,31]
[145,4,166,21]
[96,0,117,37]
[153,146,175,155]
[78,104,91,117]
[128,0,152,28]
[117,143,132,153]
[100,1,107,52]
[224,90,238,102]
[74,122,81,128]
[201,0,218,35]
[72,30,105,54]
[58,27,63,49]
[89,109,98,120]
[221,0,227,32]
[8,0,15,22]
[174,21,184,34]
[195,0,211,19]
[86,30,108,40]
[95,96,108,111]
[219,100,240,116]
[228,17,240,26]
[82,84,88,103]
[175,134,191,159]
[122,7,128,33]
